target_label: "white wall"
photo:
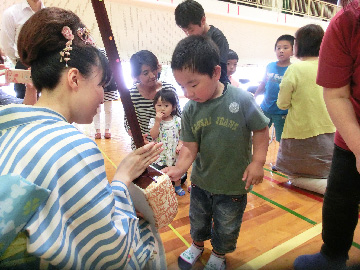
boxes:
[1,0,330,65]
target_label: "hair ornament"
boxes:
[77,27,95,46]
[60,26,74,67]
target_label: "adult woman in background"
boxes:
[125,50,181,149]
[0,7,164,269]
[275,24,336,195]
[294,1,360,269]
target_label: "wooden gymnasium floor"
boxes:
[78,99,360,270]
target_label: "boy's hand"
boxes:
[242,161,264,190]
[162,166,183,182]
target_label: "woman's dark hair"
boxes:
[130,50,159,78]
[171,35,219,78]
[17,7,111,92]
[153,89,180,117]
[295,24,324,58]
[228,49,239,61]
[175,0,205,28]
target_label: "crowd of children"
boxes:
[0,0,352,269]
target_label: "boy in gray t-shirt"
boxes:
[163,35,269,270]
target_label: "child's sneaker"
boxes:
[175,186,185,196]
[204,252,226,270]
[178,243,204,270]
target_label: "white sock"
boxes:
[178,243,203,268]
[204,252,226,270]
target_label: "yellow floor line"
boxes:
[168,224,191,248]
[237,223,323,270]
[99,146,193,248]
[99,147,118,169]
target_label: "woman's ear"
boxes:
[67,68,80,91]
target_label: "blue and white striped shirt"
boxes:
[0,104,157,269]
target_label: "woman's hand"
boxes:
[113,142,163,186]
[0,64,10,87]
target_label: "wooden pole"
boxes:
[91,0,144,149]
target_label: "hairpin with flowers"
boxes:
[77,27,95,46]
[60,26,74,67]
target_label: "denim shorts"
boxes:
[189,184,247,254]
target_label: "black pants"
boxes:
[321,145,360,260]
[14,61,27,99]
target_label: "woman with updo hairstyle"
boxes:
[275,24,336,195]
[125,50,181,150]
[0,7,165,269]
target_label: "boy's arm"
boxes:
[254,68,268,98]
[254,81,266,98]
[242,126,269,190]
[162,141,198,181]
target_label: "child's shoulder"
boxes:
[226,83,252,98]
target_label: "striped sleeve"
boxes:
[0,115,155,269]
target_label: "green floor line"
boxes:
[250,190,317,225]
[97,144,360,251]
[263,167,288,178]
[251,189,360,250]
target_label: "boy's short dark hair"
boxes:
[171,35,220,78]
[175,0,205,28]
[130,50,158,78]
[274,34,295,50]
[295,24,324,58]
[228,49,238,61]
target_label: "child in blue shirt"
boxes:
[254,34,295,143]
[163,36,269,270]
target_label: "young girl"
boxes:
[149,89,186,196]
[93,48,119,139]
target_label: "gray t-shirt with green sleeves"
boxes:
[181,84,269,195]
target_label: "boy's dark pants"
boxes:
[321,145,360,261]
[189,183,247,254]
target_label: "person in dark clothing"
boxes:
[175,0,230,85]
